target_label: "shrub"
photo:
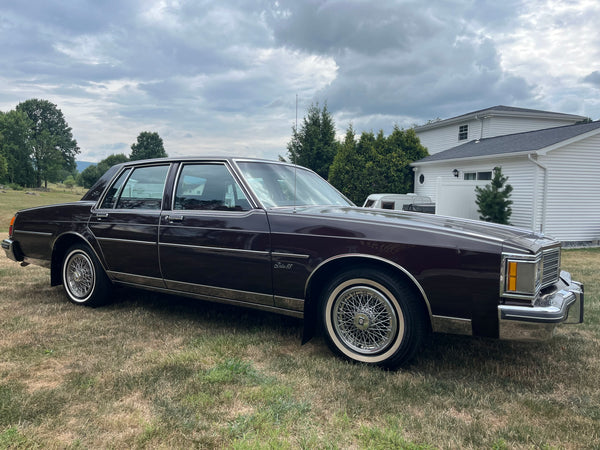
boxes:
[475,166,513,224]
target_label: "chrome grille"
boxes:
[541,247,561,288]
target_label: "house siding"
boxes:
[414,158,537,230]
[542,134,600,241]
[418,120,483,155]
[486,117,578,139]
[417,116,581,155]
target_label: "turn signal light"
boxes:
[8,216,15,237]
[507,261,518,291]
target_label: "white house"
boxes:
[412,106,600,243]
[416,105,586,155]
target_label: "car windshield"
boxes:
[236,161,353,208]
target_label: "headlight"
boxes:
[503,254,542,300]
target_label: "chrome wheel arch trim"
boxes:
[304,253,433,321]
[51,231,108,272]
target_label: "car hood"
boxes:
[273,206,557,254]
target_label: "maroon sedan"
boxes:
[2,157,584,367]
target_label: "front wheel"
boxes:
[321,269,427,368]
[62,244,111,306]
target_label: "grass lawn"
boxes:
[0,187,598,448]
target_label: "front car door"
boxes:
[88,163,170,288]
[159,161,273,306]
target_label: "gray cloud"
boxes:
[583,71,600,87]
[0,0,597,162]
[264,0,537,130]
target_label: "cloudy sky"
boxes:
[2,0,599,162]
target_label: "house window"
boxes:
[458,124,468,141]
[463,171,492,181]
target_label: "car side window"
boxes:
[114,165,169,210]
[174,163,250,211]
[100,168,131,209]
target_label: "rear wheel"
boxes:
[321,268,427,368]
[62,243,111,306]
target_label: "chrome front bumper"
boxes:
[498,270,584,341]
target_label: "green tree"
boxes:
[329,125,366,203]
[78,153,129,188]
[16,99,79,188]
[64,175,76,189]
[287,102,337,179]
[475,166,513,224]
[329,125,428,205]
[0,154,7,183]
[129,131,167,161]
[0,109,35,186]
[78,165,100,189]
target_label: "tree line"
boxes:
[1,99,426,205]
[0,99,168,189]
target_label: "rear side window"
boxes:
[116,165,169,210]
[99,165,169,210]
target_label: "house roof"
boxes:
[414,105,587,132]
[412,120,600,165]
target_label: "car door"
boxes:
[88,164,170,288]
[159,162,273,306]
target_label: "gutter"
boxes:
[528,153,548,233]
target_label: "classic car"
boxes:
[2,157,584,368]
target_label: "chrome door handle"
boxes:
[165,215,184,222]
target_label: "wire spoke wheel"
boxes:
[333,286,398,354]
[65,252,95,299]
[62,244,110,306]
[322,269,426,368]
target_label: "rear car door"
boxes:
[88,164,170,288]
[159,162,273,306]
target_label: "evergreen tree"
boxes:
[130,131,167,161]
[328,124,428,205]
[286,102,337,179]
[475,166,513,224]
[329,125,365,203]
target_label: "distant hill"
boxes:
[76,161,95,173]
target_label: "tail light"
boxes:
[8,215,15,237]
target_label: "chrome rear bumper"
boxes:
[2,238,23,262]
[498,270,583,341]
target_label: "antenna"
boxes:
[293,94,298,212]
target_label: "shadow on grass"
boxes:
[90,285,592,389]
[105,285,304,338]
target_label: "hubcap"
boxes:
[354,313,370,330]
[333,285,398,355]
